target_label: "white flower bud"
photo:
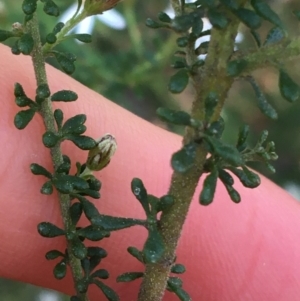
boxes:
[86,133,117,171]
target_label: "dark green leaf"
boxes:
[79,197,100,222]
[156,195,174,212]
[143,227,165,264]
[80,188,100,199]
[53,22,65,35]
[0,30,15,42]
[54,52,76,74]
[191,18,203,39]
[208,8,228,29]
[46,33,57,44]
[236,125,250,152]
[91,269,109,279]
[53,175,89,193]
[172,14,195,32]
[37,222,65,237]
[220,0,238,9]
[70,202,83,225]
[279,70,300,103]
[15,96,32,107]
[218,169,234,186]
[264,27,285,46]
[43,0,60,17]
[227,59,247,77]
[45,250,64,260]
[22,0,37,15]
[229,167,260,188]
[18,33,34,55]
[36,83,51,99]
[42,131,61,148]
[91,215,143,231]
[87,246,107,258]
[199,169,218,205]
[168,277,183,287]
[51,90,78,102]
[167,282,191,301]
[66,134,96,150]
[72,236,87,259]
[131,178,150,215]
[71,34,92,43]
[171,142,197,173]
[70,296,81,301]
[87,176,101,191]
[30,163,52,178]
[53,260,67,279]
[251,0,283,28]
[77,279,89,294]
[158,12,172,23]
[14,109,35,129]
[92,279,119,301]
[145,18,161,29]
[176,37,189,48]
[224,184,241,203]
[168,69,189,94]
[14,83,26,97]
[156,108,191,126]
[171,264,186,274]
[117,272,144,282]
[54,109,64,130]
[234,8,262,29]
[127,246,143,263]
[78,225,110,241]
[248,77,278,119]
[206,118,225,138]
[61,114,86,134]
[41,181,54,195]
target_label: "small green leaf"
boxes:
[158,12,172,23]
[51,90,78,102]
[251,0,283,28]
[77,279,89,294]
[54,52,76,74]
[54,109,64,129]
[41,181,53,195]
[46,33,57,44]
[229,167,261,188]
[236,125,250,152]
[145,18,161,29]
[91,215,143,231]
[22,0,37,15]
[171,264,186,274]
[53,175,89,193]
[199,169,218,206]
[218,169,234,186]
[0,30,15,42]
[36,83,51,99]
[248,77,278,119]
[117,272,144,282]
[78,225,110,241]
[250,30,261,47]
[87,176,101,191]
[220,0,239,9]
[66,134,96,150]
[70,202,83,225]
[30,163,52,178]
[171,143,197,173]
[42,131,61,148]
[37,222,65,237]
[45,250,64,260]
[61,114,86,134]
[234,8,262,29]
[79,197,100,222]
[156,108,191,126]
[206,118,225,138]
[87,246,107,258]
[92,279,119,301]
[190,18,203,39]
[18,33,34,55]
[172,13,195,32]
[208,8,228,29]
[43,0,60,16]
[53,260,67,279]
[224,184,241,203]
[227,59,247,77]
[15,96,32,107]
[127,246,143,263]
[14,83,26,97]
[279,70,300,103]
[52,22,65,35]
[143,227,165,264]
[72,237,87,259]
[91,269,109,279]
[131,178,150,215]
[167,282,191,301]
[71,34,92,43]
[14,109,35,129]
[168,69,189,94]
[264,27,285,46]
[156,195,174,212]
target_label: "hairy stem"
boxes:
[27,13,89,301]
[137,4,245,301]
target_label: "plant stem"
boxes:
[137,3,245,301]
[27,13,89,301]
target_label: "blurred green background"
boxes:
[1,0,300,300]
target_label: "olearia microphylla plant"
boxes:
[1,0,300,300]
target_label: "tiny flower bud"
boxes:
[84,0,122,16]
[86,133,117,171]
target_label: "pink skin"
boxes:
[0,44,300,300]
